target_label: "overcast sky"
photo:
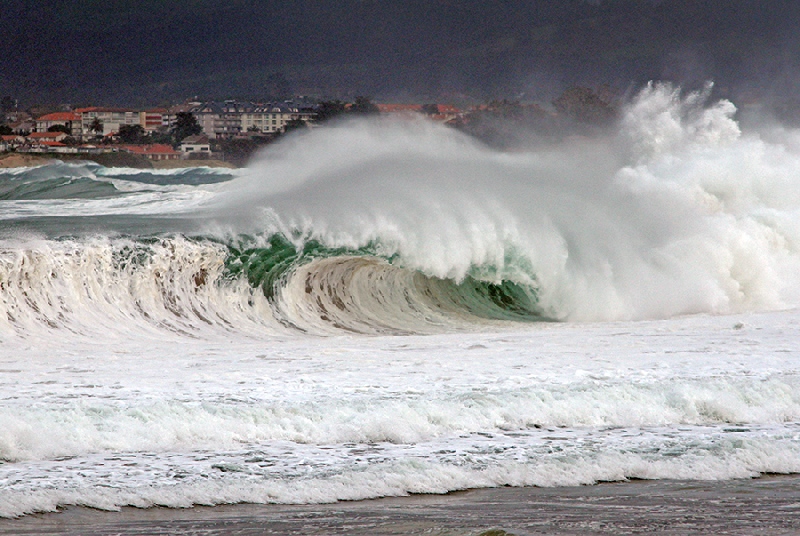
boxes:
[2,0,799,106]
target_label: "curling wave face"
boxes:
[0,234,542,339]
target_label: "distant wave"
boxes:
[0,161,237,201]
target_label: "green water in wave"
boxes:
[223,233,543,321]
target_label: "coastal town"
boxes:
[0,98,469,166]
[0,87,616,167]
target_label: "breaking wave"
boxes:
[1,83,800,336]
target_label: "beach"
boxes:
[2,477,799,535]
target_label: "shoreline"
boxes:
[2,476,799,535]
[0,152,238,169]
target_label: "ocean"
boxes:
[1,83,799,519]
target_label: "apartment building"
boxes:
[190,101,249,138]
[139,108,170,133]
[35,112,83,137]
[75,107,140,138]
[241,103,315,133]
[191,100,315,138]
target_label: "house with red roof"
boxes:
[376,103,462,122]
[428,104,462,122]
[27,131,69,143]
[35,112,82,137]
[119,144,181,161]
[376,104,424,115]
[1,135,25,148]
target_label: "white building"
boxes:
[190,101,316,138]
[180,135,211,156]
[75,107,140,139]
[240,103,315,133]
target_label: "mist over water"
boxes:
[207,82,800,323]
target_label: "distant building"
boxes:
[241,103,315,134]
[190,100,315,138]
[180,135,211,156]
[75,107,139,139]
[428,104,462,122]
[139,108,169,133]
[38,141,77,153]
[119,144,181,161]
[1,135,25,149]
[376,103,462,122]
[27,131,68,143]
[8,118,35,135]
[190,101,249,139]
[35,112,82,137]
[376,104,423,115]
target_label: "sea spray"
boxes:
[206,82,800,321]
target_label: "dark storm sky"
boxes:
[2,0,799,106]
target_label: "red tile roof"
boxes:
[74,107,135,113]
[377,104,423,113]
[120,144,179,155]
[28,132,66,139]
[37,112,80,122]
[435,104,461,114]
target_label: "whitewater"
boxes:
[1,83,799,518]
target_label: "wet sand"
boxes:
[2,476,799,535]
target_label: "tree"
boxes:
[47,124,71,134]
[216,137,260,167]
[314,100,346,122]
[552,87,616,125]
[171,111,202,142]
[89,117,104,138]
[118,124,146,144]
[0,125,12,135]
[282,118,307,134]
[149,126,174,145]
[349,96,379,115]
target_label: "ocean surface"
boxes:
[1,84,799,518]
